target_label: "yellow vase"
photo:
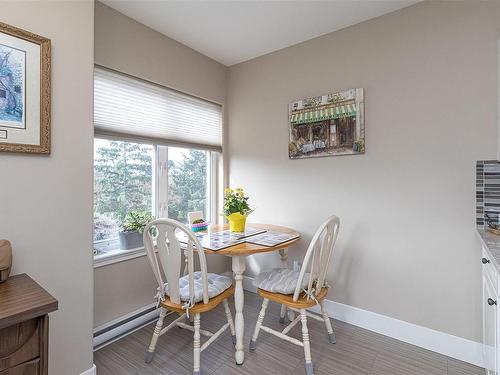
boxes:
[226,213,247,232]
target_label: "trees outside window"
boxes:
[93,139,153,242]
[168,147,209,223]
[93,140,211,248]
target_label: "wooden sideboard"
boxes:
[0,274,58,375]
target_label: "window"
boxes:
[93,141,214,256]
[93,67,222,262]
[167,147,210,223]
[93,139,154,252]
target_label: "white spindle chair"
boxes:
[249,216,340,375]
[143,218,236,375]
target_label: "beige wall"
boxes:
[94,2,226,105]
[0,1,94,374]
[227,1,500,343]
[93,2,229,328]
[94,257,155,327]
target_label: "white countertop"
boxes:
[476,228,500,271]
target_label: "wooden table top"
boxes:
[202,223,301,256]
[0,274,58,329]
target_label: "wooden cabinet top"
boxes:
[0,274,58,329]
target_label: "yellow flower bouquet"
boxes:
[223,188,254,232]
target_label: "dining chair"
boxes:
[143,218,236,375]
[249,215,340,375]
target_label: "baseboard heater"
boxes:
[93,303,169,351]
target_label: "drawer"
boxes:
[0,359,40,375]
[0,319,40,371]
[483,247,499,294]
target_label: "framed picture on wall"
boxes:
[288,88,364,159]
[0,21,50,154]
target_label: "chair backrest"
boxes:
[293,215,340,301]
[188,211,204,226]
[143,218,209,305]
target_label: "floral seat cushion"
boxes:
[253,268,310,295]
[164,271,232,303]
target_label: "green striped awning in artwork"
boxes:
[290,104,357,125]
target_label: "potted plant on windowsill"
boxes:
[119,211,154,250]
[223,188,254,232]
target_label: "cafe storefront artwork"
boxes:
[288,88,364,159]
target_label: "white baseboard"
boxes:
[93,303,161,350]
[243,276,484,368]
[80,364,96,375]
[311,299,484,368]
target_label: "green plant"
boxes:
[288,142,301,157]
[223,188,253,216]
[354,139,365,153]
[122,211,154,234]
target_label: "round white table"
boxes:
[202,223,301,365]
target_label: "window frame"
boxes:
[93,135,221,267]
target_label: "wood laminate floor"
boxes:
[94,292,484,375]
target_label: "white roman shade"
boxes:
[94,67,223,151]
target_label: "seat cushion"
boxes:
[253,268,310,295]
[165,272,232,303]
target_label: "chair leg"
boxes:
[145,307,167,363]
[193,313,201,375]
[287,309,296,322]
[300,309,314,375]
[250,298,269,351]
[320,301,336,344]
[223,299,236,345]
[279,304,287,324]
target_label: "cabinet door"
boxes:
[0,359,39,375]
[484,275,498,374]
[0,319,39,371]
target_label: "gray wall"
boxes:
[227,1,500,343]
[0,1,95,374]
[93,2,229,328]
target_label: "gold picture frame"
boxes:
[0,21,51,154]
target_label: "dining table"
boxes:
[201,223,301,365]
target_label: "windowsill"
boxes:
[93,233,193,268]
[93,247,146,268]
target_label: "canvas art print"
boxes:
[0,21,50,154]
[0,44,25,129]
[289,88,364,159]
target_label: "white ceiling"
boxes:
[102,0,419,66]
